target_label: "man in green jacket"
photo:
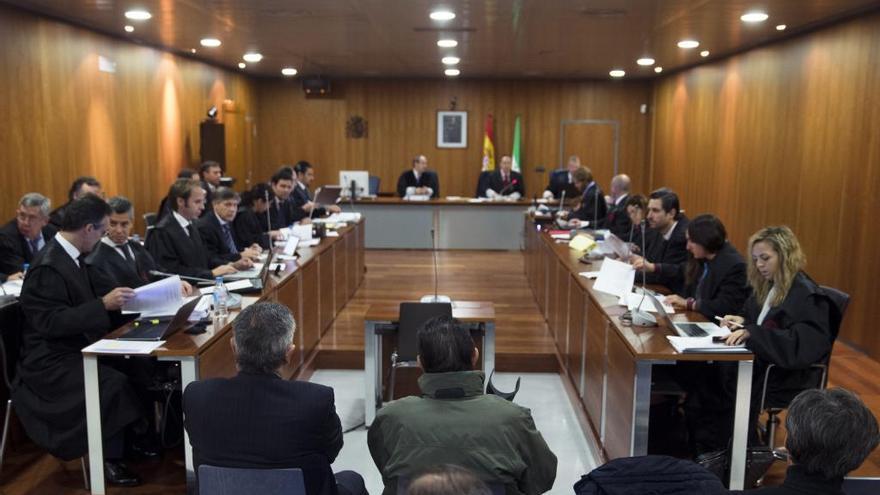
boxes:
[368,316,557,495]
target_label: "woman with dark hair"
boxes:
[666,214,751,320]
[233,183,283,249]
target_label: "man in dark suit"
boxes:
[198,161,223,218]
[234,183,282,250]
[477,155,525,199]
[184,302,366,495]
[49,176,102,228]
[196,187,261,264]
[146,179,241,280]
[542,155,582,200]
[87,196,194,296]
[630,189,689,293]
[601,174,632,239]
[293,161,342,217]
[564,166,608,228]
[397,155,439,199]
[0,193,56,281]
[260,167,310,231]
[12,194,145,486]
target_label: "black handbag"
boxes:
[696,445,775,489]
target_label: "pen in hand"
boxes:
[714,315,744,330]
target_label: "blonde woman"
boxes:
[721,226,834,442]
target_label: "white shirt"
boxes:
[757,287,778,325]
[101,236,133,260]
[55,233,82,267]
[173,211,191,235]
[615,194,629,206]
[662,221,679,241]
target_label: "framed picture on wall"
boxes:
[437,111,468,148]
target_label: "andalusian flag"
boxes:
[511,115,522,173]
[481,114,495,171]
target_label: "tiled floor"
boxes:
[309,369,599,495]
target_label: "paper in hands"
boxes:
[121,275,183,317]
[592,258,636,298]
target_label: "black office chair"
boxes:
[199,465,306,495]
[387,303,453,401]
[0,301,89,489]
[143,212,158,242]
[759,285,850,458]
[369,175,381,196]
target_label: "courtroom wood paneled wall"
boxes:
[0,4,258,232]
[650,11,880,359]
[255,78,652,199]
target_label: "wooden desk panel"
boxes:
[603,327,637,459]
[319,254,335,332]
[301,260,321,352]
[334,243,347,314]
[583,295,608,438]
[567,276,586,392]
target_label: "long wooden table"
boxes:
[523,217,754,490]
[344,197,531,250]
[82,220,365,494]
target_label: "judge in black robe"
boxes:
[397,155,439,198]
[477,163,525,199]
[11,197,141,462]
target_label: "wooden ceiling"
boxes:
[3,0,879,79]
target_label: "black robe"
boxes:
[233,207,271,250]
[643,216,689,293]
[86,240,161,294]
[0,219,56,276]
[600,195,632,240]
[145,214,222,280]
[679,242,751,321]
[570,183,608,224]
[396,170,439,198]
[477,170,525,198]
[258,198,308,231]
[11,239,141,460]
[292,184,327,217]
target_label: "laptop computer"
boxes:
[227,250,275,293]
[117,295,203,341]
[314,185,343,206]
[646,292,719,338]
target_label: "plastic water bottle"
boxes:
[22,263,29,277]
[212,277,229,319]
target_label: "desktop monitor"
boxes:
[340,170,370,199]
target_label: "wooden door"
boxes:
[560,120,618,190]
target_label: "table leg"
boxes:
[630,360,653,455]
[364,321,377,427]
[729,359,754,490]
[83,355,105,494]
[483,322,496,375]
[179,358,198,489]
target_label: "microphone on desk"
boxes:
[631,220,657,327]
[420,228,451,303]
[148,270,216,285]
[264,188,272,232]
[309,187,322,221]
[498,179,519,197]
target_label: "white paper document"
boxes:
[201,279,254,294]
[291,224,313,240]
[667,335,749,353]
[1,279,23,297]
[326,231,340,237]
[122,276,183,317]
[326,212,361,223]
[592,258,636,298]
[83,339,165,355]
[283,236,300,256]
[579,271,601,279]
[276,254,297,261]
[299,238,321,247]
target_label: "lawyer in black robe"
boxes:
[146,214,224,280]
[570,182,608,225]
[86,239,161,293]
[477,169,525,198]
[642,216,689,293]
[11,237,141,460]
[396,170,440,198]
[600,194,632,240]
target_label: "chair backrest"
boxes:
[819,285,850,342]
[397,303,453,361]
[198,465,306,495]
[369,175,381,196]
[143,212,158,227]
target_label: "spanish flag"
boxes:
[481,114,495,171]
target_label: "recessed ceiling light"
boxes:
[677,39,700,49]
[124,25,134,33]
[200,38,221,48]
[609,69,625,78]
[430,10,456,21]
[243,52,263,63]
[444,68,460,76]
[281,67,298,76]
[741,11,769,23]
[437,39,458,48]
[636,57,655,66]
[441,56,460,65]
[776,24,787,31]
[654,67,663,73]
[124,9,151,21]
[238,62,246,69]
[700,50,710,57]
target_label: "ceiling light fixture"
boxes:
[238,62,246,69]
[281,67,298,76]
[700,50,710,57]
[609,69,625,78]
[437,39,458,48]
[124,25,134,33]
[200,38,221,48]
[243,52,263,63]
[654,67,663,73]
[677,39,700,49]
[776,24,787,31]
[445,68,460,76]
[442,56,460,65]
[741,11,769,23]
[430,10,456,21]
[636,57,655,66]
[124,9,152,21]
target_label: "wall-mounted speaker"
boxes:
[199,121,225,170]
[302,76,331,96]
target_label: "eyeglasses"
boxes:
[16,211,44,223]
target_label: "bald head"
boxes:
[611,174,631,199]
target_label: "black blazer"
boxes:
[86,240,161,294]
[48,202,71,229]
[259,198,308,231]
[196,213,242,263]
[145,214,221,280]
[643,216,690,293]
[233,207,271,250]
[199,181,215,218]
[601,195,632,240]
[544,170,580,200]
[12,239,140,460]
[396,170,439,198]
[679,242,751,321]
[570,183,608,224]
[478,170,524,198]
[743,271,834,408]
[293,185,329,217]
[0,219,56,276]
[184,372,344,495]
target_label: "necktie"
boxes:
[28,238,40,254]
[221,224,238,254]
[77,254,91,286]
[118,243,134,264]
[186,223,196,238]
[696,264,709,296]
[503,173,510,186]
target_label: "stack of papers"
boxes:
[667,336,749,353]
[325,212,362,223]
[1,279,23,297]
[122,276,183,317]
[592,258,636,298]
[201,279,254,294]
[83,339,165,355]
